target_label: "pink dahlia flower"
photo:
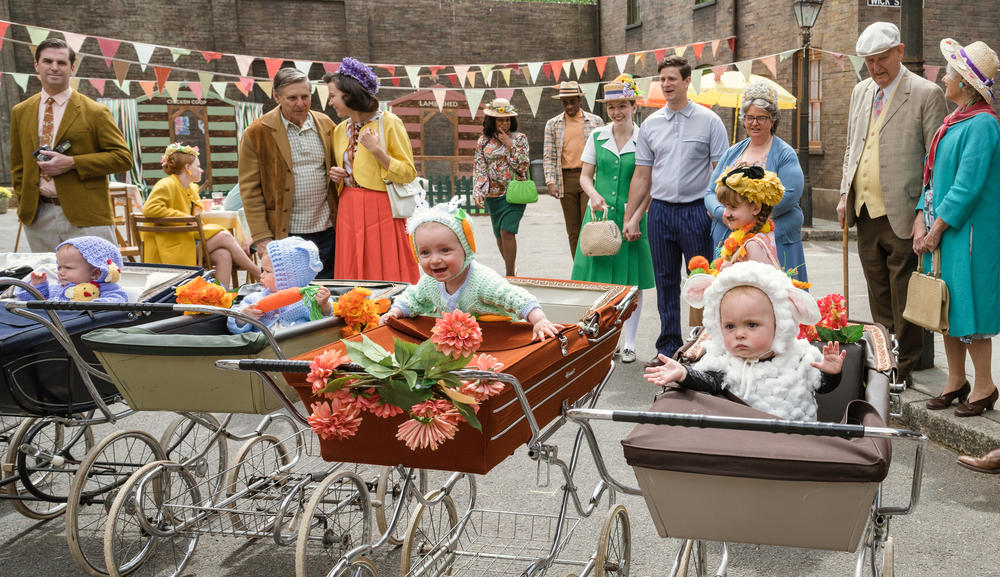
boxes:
[395,414,459,451]
[308,400,362,441]
[430,310,483,358]
[307,349,350,393]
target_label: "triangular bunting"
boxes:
[521,66,532,84]
[11,72,29,92]
[480,65,494,87]
[428,65,445,80]
[432,87,447,112]
[115,80,130,95]
[405,65,422,89]
[258,81,272,96]
[779,49,797,62]
[674,45,686,57]
[169,48,190,62]
[635,52,646,67]
[727,38,736,54]
[712,39,722,57]
[448,74,458,87]
[550,60,564,83]
[188,79,203,101]
[833,52,846,71]
[134,42,156,71]
[693,42,706,61]
[211,81,229,99]
[848,55,865,80]
[924,64,940,84]
[69,77,80,91]
[201,51,222,62]
[237,77,255,96]
[0,22,9,50]
[527,62,543,84]
[499,68,511,86]
[735,61,752,81]
[692,70,704,94]
[594,56,608,78]
[234,54,255,76]
[572,58,588,78]
[294,60,313,75]
[761,55,777,77]
[712,65,728,83]
[494,88,514,100]
[97,37,120,67]
[316,83,329,110]
[454,64,470,87]
[522,86,544,117]
[635,76,652,100]
[26,26,51,46]
[154,66,171,93]
[112,60,130,86]
[580,82,599,110]
[615,54,629,74]
[62,31,87,52]
[466,71,476,88]
[465,88,485,119]
[138,80,156,100]
[562,61,572,80]
[322,61,340,75]
[199,72,213,99]
[164,81,181,101]
[381,65,396,75]
[654,49,666,64]
[390,77,400,88]
[264,58,283,79]
[542,62,552,80]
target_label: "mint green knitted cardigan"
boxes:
[395,262,539,319]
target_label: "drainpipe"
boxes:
[900,0,923,75]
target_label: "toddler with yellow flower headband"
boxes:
[713,165,785,271]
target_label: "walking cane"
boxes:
[842,217,849,318]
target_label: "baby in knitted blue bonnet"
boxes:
[381,198,562,341]
[16,236,127,302]
[228,236,332,333]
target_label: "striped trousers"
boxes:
[648,199,714,357]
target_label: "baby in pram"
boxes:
[380,197,562,341]
[645,261,845,421]
[15,236,128,302]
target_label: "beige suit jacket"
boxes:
[239,107,337,245]
[840,67,947,238]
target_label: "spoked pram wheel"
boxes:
[594,504,631,577]
[102,460,201,577]
[400,489,460,576]
[66,429,166,577]
[864,534,894,577]
[295,470,372,577]
[222,433,293,532]
[331,557,380,577]
[4,416,94,519]
[374,466,427,546]
[159,413,228,502]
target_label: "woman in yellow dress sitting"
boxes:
[142,143,259,288]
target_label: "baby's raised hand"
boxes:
[644,355,687,386]
[531,318,563,342]
[30,271,47,285]
[378,308,402,326]
[810,341,847,374]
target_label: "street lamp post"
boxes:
[792,0,823,227]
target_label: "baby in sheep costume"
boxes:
[645,261,846,421]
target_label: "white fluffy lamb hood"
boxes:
[683,261,820,357]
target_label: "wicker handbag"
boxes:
[579,208,622,257]
[902,249,949,334]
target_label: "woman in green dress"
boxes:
[571,75,654,363]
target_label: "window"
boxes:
[808,50,822,149]
[627,0,640,27]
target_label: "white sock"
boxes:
[621,291,642,351]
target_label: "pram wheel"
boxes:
[374,466,427,546]
[400,490,459,577]
[66,429,167,577]
[864,535,894,577]
[295,470,372,577]
[103,460,201,577]
[159,413,228,502]
[222,433,293,531]
[5,417,94,519]
[594,504,631,577]
[331,557,379,577]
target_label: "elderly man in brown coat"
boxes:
[239,68,338,277]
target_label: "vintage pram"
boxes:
[97,278,638,577]
[564,322,926,577]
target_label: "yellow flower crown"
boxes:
[715,165,784,207]
[161,142,199,167]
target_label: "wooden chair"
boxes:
[131,214,213,271]
[109,188,141,261]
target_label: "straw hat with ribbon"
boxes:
[597,74,643,102]
[552,81,584,99]
[483,98,518,117]
[940,38,999,102]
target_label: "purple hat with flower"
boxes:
[338,57,379,97]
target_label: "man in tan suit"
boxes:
[10,38,133,252]
[239,68,338,278]
[837,22,947,382]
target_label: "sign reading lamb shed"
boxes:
[867,0,900,6]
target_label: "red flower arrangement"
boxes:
[798,293,862,343]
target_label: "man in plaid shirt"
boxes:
[544,81,604,259]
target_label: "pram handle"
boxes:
[216,358,366,374]
[17,300,192,313]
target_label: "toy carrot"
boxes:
[254,287,304,312]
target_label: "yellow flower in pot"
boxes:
[0,187,12,214]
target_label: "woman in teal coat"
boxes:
[915,39,1000,417]
[571,75,654,363]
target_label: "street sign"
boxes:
[867,0,901,6]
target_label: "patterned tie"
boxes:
[39,96,55,181]
[873,88,885,120]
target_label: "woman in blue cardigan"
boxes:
[705,81,807,282]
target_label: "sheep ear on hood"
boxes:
[788,286,821,325]
[682,273,716,309]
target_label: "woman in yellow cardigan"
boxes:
[324,57,420,283]
[142,143,259,287]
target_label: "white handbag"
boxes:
[378,115,425,219]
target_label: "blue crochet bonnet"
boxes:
[57,236,123,283]
[266,236,322,290]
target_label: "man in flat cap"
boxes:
[544,80,603,259]
[838,22,947,383]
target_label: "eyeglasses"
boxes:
[745,115,771,125]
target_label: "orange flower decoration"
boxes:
[688,256,710,273]
[174,276,235,314]
[333,287,385,337]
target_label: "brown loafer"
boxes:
[957,448,1000,474]
[925,381,970,410]
[644,355,666,369]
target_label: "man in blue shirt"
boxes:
[623,56,729,366]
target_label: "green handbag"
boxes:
[505,177,538,204]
